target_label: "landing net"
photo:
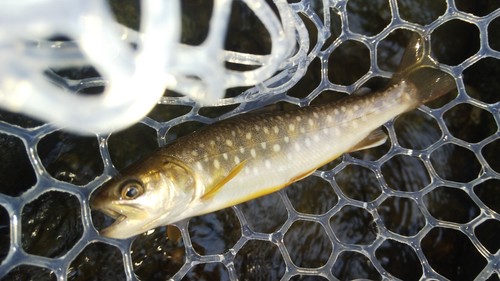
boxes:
[0,0,499,280]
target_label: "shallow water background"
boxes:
[1,0,500,280]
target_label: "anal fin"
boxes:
[167,225,182,244]
[201,160,248,200]
[349,128,388,152]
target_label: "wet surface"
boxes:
[378,197,426,236]
[1,265,57,281]
[21,191,83,258]
[375,239,422,281]
[131,227,185,281]
[332,251,381,280]
[421,227,487,280]
[233,240,285,281]
[381,155,431,192]
[328,40,370,86]
[430,144,482,183]
[67,243,126,281]
[238,192,288,233]
[0,206,9,264]
[37,132,103,186]
[0,0,499,280]
[284,220,332,268]
[424,186,480,224]
[189,209,241,255]
[0,134,37,196]
[330,205,378,245]
[335,164,381,202]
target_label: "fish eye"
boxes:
[120,179,144,200]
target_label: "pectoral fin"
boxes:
[201,160,248,200]
[349,128,388,152]
[167,225,182,244]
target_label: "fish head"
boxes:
[91,157,198,239]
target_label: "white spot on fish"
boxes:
[296,116,302,121]
[313,135,320,142]
[226,139,233,146]
[327,115,332,122]
[253,167,259,175]
[223,153,228,160]
[308,119,314,126]
[234,156,240,164]
[265,160,271,168]
[264,127,270,134]
[273,126,279,134]
[284,136,290,143]
[305,138,311,147]
[313,112,319,119]
[353,105,360,111]
[199,143,205,148]
[261,142,267,149]
[196,162,203,171]
[254,125,260,131]
[294,143,301,151]
[231,130,236,137]
[240,147,245,154]
[216,136,221,141]
[191,150,198,157]
[300,127,306,134]
[250,149,257,158]
[214,159,220,169]
[289,124,295,132]
[334,109,340,115]
[246,132,252,140]
[341,106,346,112]
[210,140,216,146]
[273,144,281,152]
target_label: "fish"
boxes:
[90,36,456,239]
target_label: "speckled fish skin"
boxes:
[91,37,456,239]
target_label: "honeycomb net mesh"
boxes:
[1,0,500,280]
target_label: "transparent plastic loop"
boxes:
[0,0,295,135]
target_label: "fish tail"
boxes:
[393,35,456,104]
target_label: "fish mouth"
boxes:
[93,205,127,236]
[100,214,127,236]
[91,198,132,238]
[92,201,152,239]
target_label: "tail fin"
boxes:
[392,35,456,104]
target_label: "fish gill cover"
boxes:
[0,0,499,280]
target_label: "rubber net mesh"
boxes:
[1,0,500,280]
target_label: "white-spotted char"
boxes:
[91,36,456,239]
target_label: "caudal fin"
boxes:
[393,35,456,104]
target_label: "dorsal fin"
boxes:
[349,128,388,152]
[201,160,248,200]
